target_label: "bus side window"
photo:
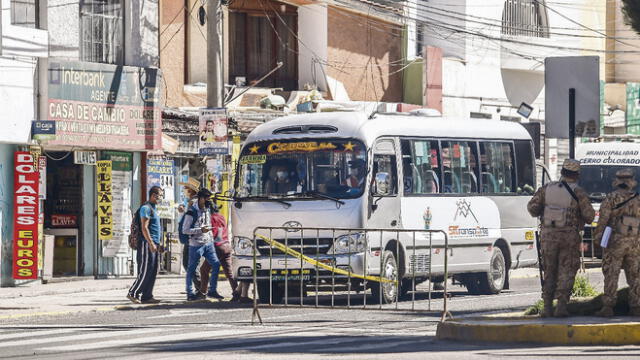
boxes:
[373,154,398,195]
[402,139,440,195]
[514,140,535,194]
[441,141,478,194]
[480,142,515,193]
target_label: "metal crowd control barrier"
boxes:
[250,227,450,325]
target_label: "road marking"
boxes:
[0,328,158,349]
[0,328,79,342]
[39,329,255,352]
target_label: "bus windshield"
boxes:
[579,165,640,200]
[235,138,367,200]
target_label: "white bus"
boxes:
[576,141,640,258]
[231,111,538,303]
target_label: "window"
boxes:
[229,10,298,90]
[441,141,479,194]
[80,0,124,64]
[11,0,37,28]
[480,142,515,193]
[373,154,398,196]
[514,140,535,194]
[501,0,549,38]
[402,139,441,195]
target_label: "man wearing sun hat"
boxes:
[593,168,640,317]
[528,159,595,317]
[179,177,201,291]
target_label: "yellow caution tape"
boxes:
[255,234,397,284]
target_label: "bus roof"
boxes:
[245,112,532,145]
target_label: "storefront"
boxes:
[38,60,162,277]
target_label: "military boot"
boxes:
[541,299,554,318]
[554,300,569,318]
[629,307,640,317]
[595,306,614,317]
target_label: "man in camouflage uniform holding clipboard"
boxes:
[593,168,640,317]
[528,159,595,317]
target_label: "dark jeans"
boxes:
[182,243,201,291]
[128,240,158,300]
[200,242,238,295]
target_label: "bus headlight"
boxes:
[331,233,367,254]
[234,237,256,256]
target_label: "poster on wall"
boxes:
[199,108,228,155]
[96,160,113,241]
[13,152,40,280]
[101,152,133,257]
[146,158,175,219]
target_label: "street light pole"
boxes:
[207,0,223,108]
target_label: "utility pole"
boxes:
[207,0,223,108]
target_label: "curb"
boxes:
[436,316,640,345]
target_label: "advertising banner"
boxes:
[97,160,113,241]
[199,108,228,155]
[44,61,162,151]
[146,158,175,219]
[13,152,40,280]
[101,152,133,257]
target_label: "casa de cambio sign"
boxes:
[43,61,163,151]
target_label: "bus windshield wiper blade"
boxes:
[244,196,292,208]
[304,191,345,205]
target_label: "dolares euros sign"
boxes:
[13,152,40,279]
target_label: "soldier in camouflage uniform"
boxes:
[593,168,640,317]
[528,159,595,317]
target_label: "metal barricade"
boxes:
[249,226,451,324]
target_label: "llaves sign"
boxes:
[13,152,40,279]
[96,160,113,240]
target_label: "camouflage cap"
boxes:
[613,168,637,189]
[616,168,635,179]
[562,159,581,173]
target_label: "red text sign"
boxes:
[51,214,78,227]
[13,152,40,279]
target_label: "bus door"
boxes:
[368,138,401,230]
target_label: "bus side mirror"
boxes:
[374,172,391,196]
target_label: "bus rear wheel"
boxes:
[478,247,506,295]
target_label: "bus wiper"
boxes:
[245,196,292,208]
[304,190,345,205]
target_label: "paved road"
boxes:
[4,270,640,359]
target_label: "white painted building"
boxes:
[404,0,606,177]
[0,0,48,286]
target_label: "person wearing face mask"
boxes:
[266,164,295,194]
[344,159,365,189]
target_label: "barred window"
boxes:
[80,0,124,64]
[11,0,37,28]
[501,0,549,38]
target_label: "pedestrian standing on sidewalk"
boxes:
[593,169,640,317]
[127,186,164,304]
[182,188,224,301]
[178,177,201,291]
[527,159,594,317]
[200,202,239,300]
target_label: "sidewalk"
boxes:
[0,275,235,319]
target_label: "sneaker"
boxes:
[230,292,241,302]
[140,298,161,304]
[127,293,141,304]
[187,293,206,301]
[207,291,225,300]
[596,306,614,317]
